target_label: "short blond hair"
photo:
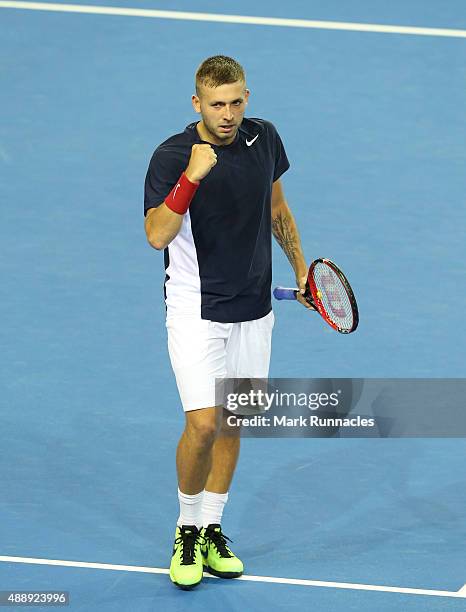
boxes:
[195,55,246,96]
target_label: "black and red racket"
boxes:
[273,258,359,334]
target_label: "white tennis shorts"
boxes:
[166,310,274,411]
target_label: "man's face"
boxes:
[192,81,249,145]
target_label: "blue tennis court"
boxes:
[1,1,466,610]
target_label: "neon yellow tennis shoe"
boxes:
[169,525,204,590]
[201,524,243,578]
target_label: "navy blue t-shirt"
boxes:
[144,117,290,323]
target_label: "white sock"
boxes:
[202,490,229,527]
[177,488,204,530]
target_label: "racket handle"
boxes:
[273,286,298,301]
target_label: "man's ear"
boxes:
[192,94,201,113]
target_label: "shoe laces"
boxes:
[204,525,234,558]
[175,527,206,565]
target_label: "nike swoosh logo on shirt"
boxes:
[246,134,259,147]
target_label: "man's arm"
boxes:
[144,145,217,250]
[144,204,184,251]
[271,179,314,309]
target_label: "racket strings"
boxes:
[313,263,354,330]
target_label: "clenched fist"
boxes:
[185,144,217,182]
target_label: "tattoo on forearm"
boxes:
[272,210,298,266]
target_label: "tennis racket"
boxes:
[273,258,359,334]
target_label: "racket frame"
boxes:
[306,258,359,334]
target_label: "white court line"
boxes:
[0,555,465,599]
[0,1,466,39]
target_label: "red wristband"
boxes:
[164,172,200,215]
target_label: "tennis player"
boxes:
[144,55,312,590]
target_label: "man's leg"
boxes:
[176,406,239,527]
[176,406,221,495]
[200,408,244,578]
[200,312,274,579]
[166,315,232,589]
[204,408,241,494]
[170,405,222,590]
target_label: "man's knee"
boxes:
[184,407,221,448]
[218,407,241,437]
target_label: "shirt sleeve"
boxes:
[271,123,290,182]
[144,146,182,216]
